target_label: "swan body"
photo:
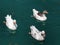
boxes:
[33,9,47,21]
[29,25,45,41]
[5,14,18,30]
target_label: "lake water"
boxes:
[0,0,60,45]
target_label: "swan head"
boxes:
[13,20,16,22]
[43,10,48,14]
[33,9,38,14]
[5,14,11,19]
[41,31,45,34]
[13,19,16,24]
[41,30,46,37]
[30,25,35,30]
[33,9,36,11]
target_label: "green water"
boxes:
[0,0,60,45]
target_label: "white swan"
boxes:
[29,25,46,41]
[33,9,48,21]
[4,14,18,30]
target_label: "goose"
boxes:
[29,25,46,41]
[32,9,48,21]
[4,14,18,30]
